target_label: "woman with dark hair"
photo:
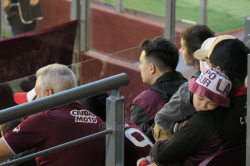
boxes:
[180,24,214,77]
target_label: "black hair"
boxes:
[210,63,247,88]
[140,37,179,71]
[209,39,250,88]
[79,93,108,122]
[0,84,17,110]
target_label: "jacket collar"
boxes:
[151,71,186,86]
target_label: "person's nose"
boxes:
[200,102,207,110]
[139,64,142,70]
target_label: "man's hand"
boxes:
[3,0,17,18]
[182,120,188,127]
[3,0,11,15]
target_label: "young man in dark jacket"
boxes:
[150,35,250,166]
[130,37,187,132]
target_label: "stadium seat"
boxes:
[198,144,246,166]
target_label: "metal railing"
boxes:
[245,17,250,35]
[0,73,129,166]
[164,0,176,43]
[199,0,207,24]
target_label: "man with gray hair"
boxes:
[0,64,105,166]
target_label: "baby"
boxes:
[154,68,232,139]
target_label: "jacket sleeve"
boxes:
[130,104,150,132]
[151,109,227,165]
[155,82,195,133]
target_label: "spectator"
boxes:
[0,64,105,166]
[0,119,23,137]
[130,37,187,133]
[80,93,153,166]
[0,84,16,111]
[3,0,43,35]
[150,35,250,166]
[180,24,214,76]
[154,68,232,141]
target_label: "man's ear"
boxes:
[149,63,156,74]
[45,88,54,96]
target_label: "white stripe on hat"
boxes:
[196,68,232,97]
[27,88,37,102]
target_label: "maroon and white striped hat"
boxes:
[189,68,232,107]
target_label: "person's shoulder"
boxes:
[60,101,86,110]
[133,89,162,103]
[26,112,48,119]
[132,89,164,111]
[228,87,247,98]
[49,102,87,114]
[22,112,48,125]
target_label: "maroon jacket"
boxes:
[130,71,187,132]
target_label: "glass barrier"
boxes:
[176,0,250,33]
[1,0,248,50]
[176,0,199,24]
[0,0,248,126]
[1,0,249,38]
[123,0,165,16]
[89,0,249,55]
[205,1,249,33]
[210,16,246,39]
[0,39,196,118]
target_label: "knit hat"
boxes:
[14,88,37,104]
[194,35,250,72]
[189,68,232,107]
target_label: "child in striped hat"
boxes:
[154,68,232,141]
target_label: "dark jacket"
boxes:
[130,71,187,132]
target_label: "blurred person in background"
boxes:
[179,24,215,76]
[3,0,43,35]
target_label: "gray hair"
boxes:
[36,64,77,94]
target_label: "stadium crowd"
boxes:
[0,24,249,166]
